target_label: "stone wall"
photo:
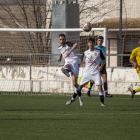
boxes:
[0,66,139,95]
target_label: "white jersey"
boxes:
[58,42,81,64]
[81,49,105,74]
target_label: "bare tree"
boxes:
[0,0,53,65]
[79,0,120,27]
[0,0,120,65]
[0,0,52,54]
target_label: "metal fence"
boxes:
[0,52,134,94]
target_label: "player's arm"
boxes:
[80,52,86,66]
[104,47,106,63]
[58,53,62,62]
[99,50,106,71]
[129,50,137,68]
[129,59,137,68]
[99,60,106,71]
[66,43,78,57]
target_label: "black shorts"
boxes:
[100,64,107,74]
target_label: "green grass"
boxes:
[0,94,140,140]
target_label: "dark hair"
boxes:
[88,38,95,42]
[97,36,104,40]
[59,33,66,38]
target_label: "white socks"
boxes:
[75,86,80,94]
[99,92,104,96]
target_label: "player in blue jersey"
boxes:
[87,36,113,98]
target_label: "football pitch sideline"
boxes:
[0,94,140,140]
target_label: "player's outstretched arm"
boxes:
[58,53,62,62]
[66,43,78,57]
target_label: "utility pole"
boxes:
[118,0,122,66]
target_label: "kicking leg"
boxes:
[61,64,71,77]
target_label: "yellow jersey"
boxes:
[130,47,140,72]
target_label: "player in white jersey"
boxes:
[87,36,112,98]
[58,33,84,106]
[81,38,106,106]
[67,38,106,106]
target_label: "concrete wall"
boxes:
[0,66,140,95]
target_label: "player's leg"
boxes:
[72,74,84,106]
[129,71,140,99]
[93,72,105,106]
[66,74,79,105]
[66,63,84,106]
[66,74,83,106]
[101,74,112,98]
[100,65,112,98]
[72,74,81,98]
[78,73,93,106]
[97,85,105,106]
[65,64,77,105]
[86,80,94,97]
[129,86,139,99]
[61,64,71,77]
[132,87,140,98]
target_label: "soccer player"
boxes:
[58,33,84,106]
[66,37,106,106]
[129,37,140,98]
[86,36,113,98]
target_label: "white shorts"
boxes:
[64,61,80,77]
[80,72,102,86]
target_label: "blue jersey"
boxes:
[94,45,106,64]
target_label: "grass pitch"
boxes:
[0,94,140,140]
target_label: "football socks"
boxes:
[104,82,107,91]
[100,95,104,103]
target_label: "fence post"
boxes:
[30,54,32,92]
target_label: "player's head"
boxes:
[59,33,66,46]
[97,36,104,47]
[88,38,95,50]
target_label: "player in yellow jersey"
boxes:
[129,37,140,98]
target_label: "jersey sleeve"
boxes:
[58,45,61,50]
[130,49,136,59]
[66,42,74,48]
[100,50,105,60]
[81,52,86,61]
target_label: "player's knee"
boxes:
[103,78,107,83]
[64,65,71,71]
[98,85,103,91]
[98,85,101,89]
